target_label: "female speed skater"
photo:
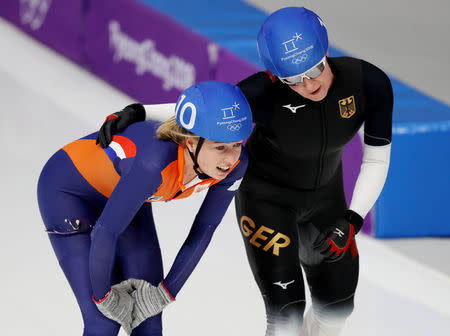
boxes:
[37,81,252,336]
[94,7,393,336]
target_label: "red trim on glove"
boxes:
[105,114,118,122]
[161,282,175,301]
[92,289,111,304]
[350,239,359,258]
[327,224,355,256]
[264,70,277,83]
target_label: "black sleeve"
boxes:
[237,71,275,125]
[362,60,393,146]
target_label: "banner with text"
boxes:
[0,0,85,64]
[84,0,217,103]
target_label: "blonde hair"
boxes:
[156,116,199,145]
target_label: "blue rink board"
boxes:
[140,0,450,238]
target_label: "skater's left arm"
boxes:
[162,150,248,298]
[315,62,393,261]
[348,61,393,220]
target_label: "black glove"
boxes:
[96,103,146,148]
[314,210,363,262]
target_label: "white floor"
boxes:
[1,16,450,336]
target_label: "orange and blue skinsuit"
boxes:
[37,121,247,336]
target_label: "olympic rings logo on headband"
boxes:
[175,94,196,130]
[227,123,242,131]
[292,54,308,64]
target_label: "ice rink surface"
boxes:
[1,2,450,334]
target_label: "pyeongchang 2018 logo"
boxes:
[19,0,52,31]
[109,21,196,91]
[216,102,247,131]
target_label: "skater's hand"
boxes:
[93,281,136,334]
[120,279,174,329]
[96,103,146,148]
[314,210,363,262]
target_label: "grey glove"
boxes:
[94,282,135,334]
[123,279,174,329]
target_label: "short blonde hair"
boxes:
[156,116,199,145]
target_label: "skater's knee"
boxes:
[265,294,306,318]
[83,321,120,336]
[279,299,306,319]
[314,294,355,320]
[82,306,120,336]
[131,314,162,336]
[265,298,306,335]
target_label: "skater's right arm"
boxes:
[96,103,175,148]
[96,72,275,147]
[236,71,275,125]
[89,141,168,301]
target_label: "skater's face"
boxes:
[185,138,243,180]
[287,58,334,102]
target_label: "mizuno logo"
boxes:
[273,280,295,290]
[282,104,306,113]
[334,228,345,237]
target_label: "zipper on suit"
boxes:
[316,104,327,188]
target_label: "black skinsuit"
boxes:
[235,57,393,334]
